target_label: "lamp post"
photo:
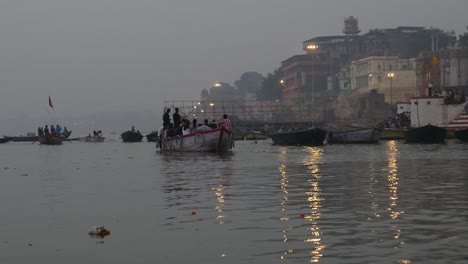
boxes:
[209,103,215,120]
[387,73,394,106]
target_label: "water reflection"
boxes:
[278,147,291,260]
[303,147,325,263]
[386,141,405,246]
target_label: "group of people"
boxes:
[379,112,411,129]
[159,107,233,140]
[37,125,68,137]
[428,83,466,105]
[88,130,103,138]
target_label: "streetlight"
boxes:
[209,103,215,119]
[387,72,395,107]
[214,82,221,87]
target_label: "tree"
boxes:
[208,82,236,101]
[257,69,283,101]
[234,72,265,95]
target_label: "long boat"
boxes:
[454,128,468,142]
[270,127,327,146]
[121,131,144,142]
[0,137,12,144]
[12,130,71,142]
[403,124,447,143]
[39,135,63,145]
[146,131,159,142]
[328,128,380,144]
[159,126,233,152]
[79,136,105,142]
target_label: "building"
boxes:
[439,46,468,91]
[350,56,418,104]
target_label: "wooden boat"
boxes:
[39,135,63,145]
[61,130,72,139]
[11,132,38,142]
[454,128,468,142]
[328,128,380,144]
[404,124,447,143]
[79,136,105,142]
[146,131,159,142]
[160,127,233,152]
[0,137,12,144]
[270,127,327,146]
[121,131,144,142]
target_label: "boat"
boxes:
[328,128,380,144]
[403,124,447,143]
[61,130,72,139]
[270,127,327,146]
[454,128,468,142]
[159,126,233,152]
[243,131,268,140]
[79,136,105,142]
[0,137,12,144]
[39,135,63,145]
[11,132,39,142]
[121,131,144,142]
[146,131,159,142]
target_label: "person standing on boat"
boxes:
[163,108,171,127]
[44,125,49,135]
[131,126,135,132]
[218,114,232,132]
[173,108,181,128]
[427,82,434,96]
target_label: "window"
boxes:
[378,65,381,71]
[356,76,369,89]
[389,65,393,71]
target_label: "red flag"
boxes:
[49,96,54,108]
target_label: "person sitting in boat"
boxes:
[209,120,218,129]
[182,119,191,135]
[196,119,211,132]
[218,114,233,132]
[63,126,68,132]
[50,125,56,136]
[97,130,103,137]
[136,130,141,135]
[191,119,198,132]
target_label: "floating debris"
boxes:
[191,211,197,215]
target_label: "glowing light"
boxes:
[387,72,395,78]
[209,103,215,107]
[214,83,221,87]
[307,45,319,50]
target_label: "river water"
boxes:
[0,139,467,263]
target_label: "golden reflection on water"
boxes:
[303,147,325,263]
[211,184,225,224]
[278,148,291,249]
[386,141,405,243]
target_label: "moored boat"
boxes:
[328,128,380,144]
[404,124,447,143]
[160,126,233,152]
[39,135,63,145]
[0,137,13,144]
[270,127,327,146]
[146,131,159,142]
[121,131,143,142]
[454,128,468,142]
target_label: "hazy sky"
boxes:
[0,0,467,119]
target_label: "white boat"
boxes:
[159,127,233,152]
[79,136,105,142]
[327,128,380,144]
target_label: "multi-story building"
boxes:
[350,56,418,104]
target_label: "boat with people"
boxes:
[0,137,12,144]
[159,126,233,152]
[270,127,327,146]
[328,128,380,144]
[404,124,447,143]
[39,135,63,145]
[454,128,468,142]
[145,131,159,142]
[121,127,143,142]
